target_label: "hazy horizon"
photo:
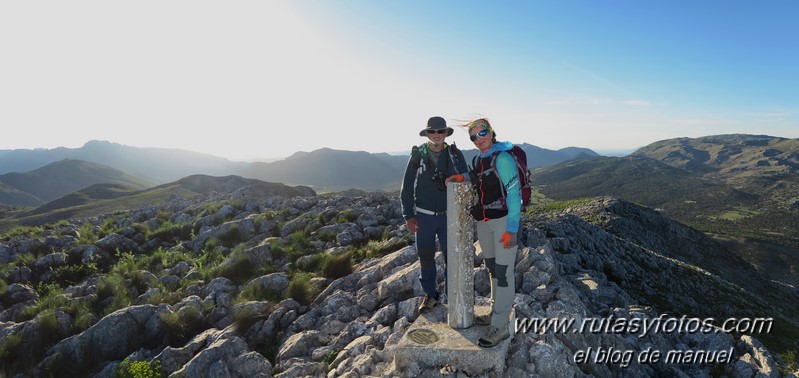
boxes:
[2,1,797,161]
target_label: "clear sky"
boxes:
[2,1,797,161]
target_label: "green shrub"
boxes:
[98,217,118,238]
[317,231,337,242]
[295,253,327,273]
[117,358,164,378]
[335,210,358,223]
[147,221,185,242]
[16,283,63,317]
[255,338,280,365]
[217,224,240,246]
[323,349,340,372]
[238,282,280,303]
[78,223,98,244]
[231,304,271,333]
[0,334,22,361]
[95,275,133,316]
[289,230,311,250]
[213,253,256,285]
[159,307,211,345]
[204,237,220,252]
[322,253,353,279]
[73,309,96,333]
[111,251,142,277]
[779,349,798,374]
[129,270,154,294]
[53,262,99,285]
[12,252,35,268]
[287,273,318,306]
[36,309,62,347]
[95,278,116,303]
[269,242,286,260]
[195,202,223,218]
[0,226,44,240]
[364,239,400,258]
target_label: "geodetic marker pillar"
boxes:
[446,182,475,329]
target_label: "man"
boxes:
[400,116,468,313]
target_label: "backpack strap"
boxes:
[447,142,461,174]
[410,145,422,169]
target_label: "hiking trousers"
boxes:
[476,216,517,328]
[415,212,447,300]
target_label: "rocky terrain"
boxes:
[1,186,797,377]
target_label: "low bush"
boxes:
[287,273,318,306]
[117,358,164,378]
[322,253,352,279]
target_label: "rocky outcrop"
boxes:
[0,189,795,377]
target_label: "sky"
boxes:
[2,1,798,161]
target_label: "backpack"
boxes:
[410,142,463,192]
[410,142,462,173]
[472,145,532,208]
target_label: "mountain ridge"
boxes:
[0,140,601,196]
[0,159,152,206]
[531,134,799,288]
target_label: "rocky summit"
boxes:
[0,187,797,377]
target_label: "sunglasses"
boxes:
[427,129,447,134]
[470,129,490,141]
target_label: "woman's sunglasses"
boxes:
[470,129,489,141]
[427,129,447,134]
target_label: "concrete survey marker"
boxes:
[407,329,439,344]
[393,304,514,375]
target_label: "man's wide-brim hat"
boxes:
[420,116,454,137]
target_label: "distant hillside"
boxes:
[632,134,799,209]
[0,159,152,206]
[0,175,315,230]
[28,183,141,215]
[531,155,757,216]
[0,140,600,193]
[0,181,43,207]
[461,143,598,169]
[533,135,799,287]
[0,140,246,184]
[239,148,402,192]
[632,134,799,174]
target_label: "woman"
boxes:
[448,118,521,348]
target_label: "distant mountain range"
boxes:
[1,134,797,286]
[0,160,151,206]
[0,140,599,197]
[0,140,242,184]
[0,175,315,229]
[532,134,799,286]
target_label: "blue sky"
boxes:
[1,1,797,161]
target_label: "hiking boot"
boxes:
[474,313,492,326]
[478,326,509,348]
[418,295,437,313]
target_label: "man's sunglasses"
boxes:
[427,129,447,134]
[470,129,490,141]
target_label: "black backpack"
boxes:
[471,145,532,208]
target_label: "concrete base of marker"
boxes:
[392,305,515,376]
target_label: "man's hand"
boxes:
[406,217,419,233]
[499,231,517,249]
[445,174,465,185]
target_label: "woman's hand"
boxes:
[500,231,517,249]
[444,174,465,185]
